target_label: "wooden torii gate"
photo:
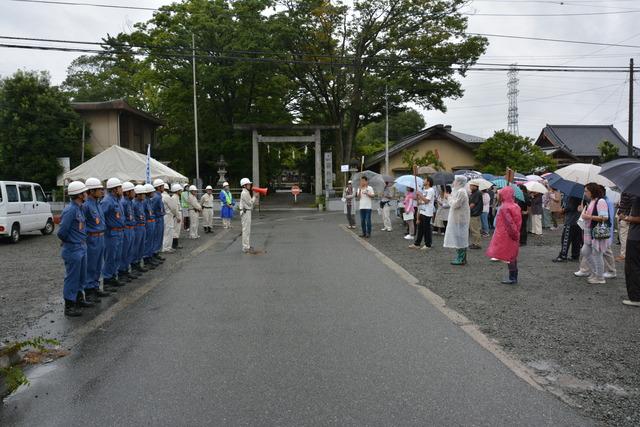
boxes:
[233,124,339,197]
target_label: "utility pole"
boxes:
[192,33,201,186]
[507,64,520,135]
[385,85,389,175]
[629,58,634,157]
[81,120,86,163]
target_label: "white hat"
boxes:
[222,181,229,187]
[134,184,146,195]
[68,181,88,196]
[171,183,182,193]
[348,180,352,184]
[122,181,135,192]
[85,177,103,190]
[144,183,155,194]
[205,185,213,190]
[240,178,252,187]
[106,177,122,189]
[189,185,197,192]
[153,178,165,188]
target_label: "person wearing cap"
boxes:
[58,181,90,317]
[118,182,138,282]
[187,185,202,239]
[343,180,356,229]
[171,184,183,249]
[162,184,180,252]
[239,178,258,253]
[201,185,215,233]
[151,179,166,261]
[131,185,149,274]
[180,183,191,231]
[143,183,161,268]
[101,178,125,290]
[81,178,110,302]
[219,181,235,229]
[380,179,396,232]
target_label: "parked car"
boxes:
[0,181,55,243]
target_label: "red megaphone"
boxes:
[252,187,268,196]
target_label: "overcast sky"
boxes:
[0,0,638,147]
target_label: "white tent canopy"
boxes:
[63,145,188,184]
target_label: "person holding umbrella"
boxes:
[444,175,470,265]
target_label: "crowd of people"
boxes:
[344,174,640,308]
[57,178,239,317]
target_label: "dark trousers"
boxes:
[559,223,583,259]
[360,209,372,236]
[414,214,432,247]
[346,204,355,227]
[625,239,640,301]
[520,214,528,245]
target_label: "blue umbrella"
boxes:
[492,178,508,189]
[481,173,496,181]
[546,173,584,199]
[600,158,640,197]
[510,184,525,202]
[394,175,424,193]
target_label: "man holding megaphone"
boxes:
[239,178,260,254]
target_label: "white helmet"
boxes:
[106,177,122,189]
[68,181,88,196]
[205,185,213,190]
[134,184,146,195]
[122,181,135,192]
[240,178,252,187]
[189,185,197,192]
[171,183,182,193]
[153,178,165,188]
[85,177,103,190]
[222,181,229,187]
[144,183,155,194]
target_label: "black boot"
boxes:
[172,238,178,249]
[117,271,132,283]
[143,257,158,268]
[133,262,149,273]
[76,291,96,308]
[153,253,165,262]
[64,299,82,317]
[85,288,100,303]
[104,277,125,288]
[95,288,112,298]
[128,269,140,279]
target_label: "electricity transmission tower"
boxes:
[507,64,519,135]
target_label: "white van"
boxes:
[0,181,55,243]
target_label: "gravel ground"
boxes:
[0,224,229,344]
[359,215,640,426]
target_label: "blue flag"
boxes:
[145,144,151,184]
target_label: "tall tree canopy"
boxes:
[475,130,556,175]
[0,71,84,189]
[355,108,425,155]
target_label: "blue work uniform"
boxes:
[219,190,235,219]
[151,191,165,254]
[119,196,136,273]
[82,197,106,290]
[57,201,87,302]
[132,199,147,265]
[144,198,156,259]
[101,193,125,280]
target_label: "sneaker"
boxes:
[603,272,617,279]
[420,245,431,250]
[386,228,393,232]
[404,234,413,240]
[381,227,388,231]
[490,258,499,262]
[622,300,640,307]
[574,270,590,277]
[552,257,567,263]
[408,244,420,249]
[587,276,606,284]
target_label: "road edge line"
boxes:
[340,225,557,395]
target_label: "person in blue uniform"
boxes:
[81,177,111,302]
[143,183,160,268]
[152,179,167,262]
[118,181,139,282]
[58,181,91,317]
[131,185,149,273]
[219,181,235,229]
[101,177,125,289]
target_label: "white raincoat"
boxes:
[443,176,470,249]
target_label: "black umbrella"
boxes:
[431,172,455,186]
[546,173,584,199]
[599,158,640,197]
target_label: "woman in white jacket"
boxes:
[443,176,470,265]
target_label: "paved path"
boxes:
[1,213,590,426]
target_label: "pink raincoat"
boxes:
[486,186,522,262]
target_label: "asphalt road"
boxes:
[1,212,591,426]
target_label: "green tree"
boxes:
[355,109,425,155]
[401,149,444,171]
[272,0,487,173]
[0,71,84,189]
[475,130,555,175]
[598,140,619,164]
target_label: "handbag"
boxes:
[402,211,414,221]
[590,198,611,240]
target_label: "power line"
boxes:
[471,32,640,48]
[465,10,640,17]
[7,0,157,11]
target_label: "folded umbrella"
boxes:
[394,175,424,193]
[555,163,615,187]
[599,158,640,197]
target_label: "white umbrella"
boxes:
[555,163,615,187]
[524,181,548,194]
[468,178,493,191]
[526,174,543,182]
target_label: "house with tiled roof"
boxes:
[534,124,639,167]
[365,124,485,175]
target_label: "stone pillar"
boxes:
[252,129,259,187]
[315,128,322,197]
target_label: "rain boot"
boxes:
[451,249,465,265]
[460,249,467,265]
[64,299,82,317]
[501,268,518,285]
